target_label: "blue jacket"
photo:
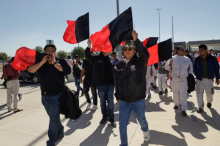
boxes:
[193,55,220,81]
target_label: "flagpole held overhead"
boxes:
[172,16,174,51]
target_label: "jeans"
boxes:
[119,99,149,146]
[97,84,114,121]
[74,77,83,95]
[83,79,98,105]
[42,92,64,146]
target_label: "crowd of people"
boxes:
[2,30,220,146]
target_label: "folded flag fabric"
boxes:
[217,56,220,62]
[147,38,172,66]
[63,13,89,44]
[143,37,158,48]
[90,7,133,52]
[12,47,47,71]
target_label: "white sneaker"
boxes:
[143,130,150,142]
[91,105,98,111]
[86,103,92,110]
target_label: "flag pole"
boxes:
[172,16,174,51]
[116,0,122,59]
[157,8,161,43]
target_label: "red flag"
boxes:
[91,7,133,52]
[218,56,220,62]
[147,38,172,66]
[12,47,47,71]
[143,37,158,48]
[63,13,89,44]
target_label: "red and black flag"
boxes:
[147,38,172,66]
[90,7,133,52]
[143,37,158,48]
[63,13,89,44]
[12,47,47,71]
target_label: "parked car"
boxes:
[19,70,39,84]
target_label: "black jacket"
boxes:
[59,86,82,120]
[114,39,150,103]
[85,48,114,86]
[73,61,82,77]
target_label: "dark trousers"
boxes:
[97,84,114,121]
[42,92,64,146]
[83,79,98,105]
[74,77,83,95]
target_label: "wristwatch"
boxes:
[53,62,57,66]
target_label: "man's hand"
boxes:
[88,39,92,48]
[117,100,119,105]
[169,60,173,66]
[24,79,27,82]
[51,53,56,64]
[132,30,138,41]
[216,79,219,85]
[41,55,49,64]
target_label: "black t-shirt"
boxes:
[101,55,113,85]
[82,59,93,81]
[73,61,82,77]
[37,58,71,95]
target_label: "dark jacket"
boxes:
[85,49,114,86]
[59,86,82,120]
[73,61,82,77]
[114,39,150,103]
[186,54,193,63]
[193,55,220,81]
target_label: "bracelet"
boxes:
[53,62,57,66]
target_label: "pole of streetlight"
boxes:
[172,16,174,51]
[116,0,119,16]
[157,8,161,43]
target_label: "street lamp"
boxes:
[157,8,161,43]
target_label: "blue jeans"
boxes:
[97,84,114,121]
[119,99,149,146]
[42,92,64,146]
[74,77,83,95]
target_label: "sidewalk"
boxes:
[0,78,220,146]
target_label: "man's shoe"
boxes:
[197,108,204,113]
[207,103,212,109]
[86,103,92,110]
[143,130,150,142]
[159,91,163,95]
[174,106,178,109]
[182,111,187,117]
[14,109,23,113]
[108,119,116,127]
[165,89,168,93]
[91,105,98,111]
[80,93,84,97]
[8,109,12,112]
[100,118,107,124]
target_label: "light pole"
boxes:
[157,8,161,43]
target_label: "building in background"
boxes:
[187,40,220,52]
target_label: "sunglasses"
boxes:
[123,48,133,52]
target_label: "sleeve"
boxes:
[189,60,193,75]
[113,65,119,100]
[213,57,220,79]
[134,39,150,66]
[165,59,172,70]
[193,58,198,76]
[82,60,86,68]
[3,65,7,79]
[60,59,71,75]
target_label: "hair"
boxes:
[185,50,189,53]
[67,56,71,59]
[111,52,116,55]
[10,57,15,62]
[75,55,79,58]
[175,46,184,54]
[199,44,208,50]
[44,44,56,51]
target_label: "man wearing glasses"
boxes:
[114,30,150,145]
[165,46,193,116]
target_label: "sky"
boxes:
[0,0,220,56]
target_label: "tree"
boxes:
[0,52,9,60]
[71,47,85,59]
[57,50,67,59]
[34,46,43,53]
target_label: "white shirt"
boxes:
[65,59,73,66]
